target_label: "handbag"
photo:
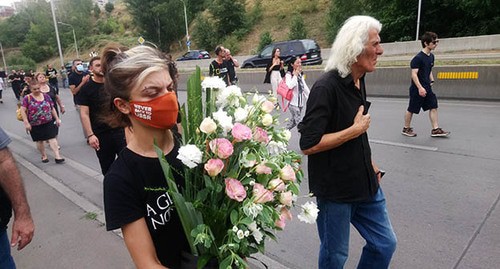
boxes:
[16,95,30,121]
[277,79,293,112]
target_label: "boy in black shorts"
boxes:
[402,31,450,137]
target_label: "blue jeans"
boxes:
[0,229,16,269]
[317,188,397,269]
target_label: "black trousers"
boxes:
[95,128,126,175]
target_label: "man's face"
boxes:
[90,60,103,77]
[355,29,383,73]
[219,47,226,57]
[426,39,439,51]
[74,61,83,72]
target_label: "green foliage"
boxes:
[93,3,101,18]
[289,14,307,40]
[325,0,370,44]
[248,0,263,26]
[192,15,217,51]
[222,35,240,54]
[209,0,247,37]
[97,18,120,35]
[258,31,273,53]
[105,2,115,13]
[6,52,36,71]
[124,0,184,51]
[296,0,318,13]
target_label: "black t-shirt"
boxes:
[209,60,229,85]
[226,58,237,83]
[298,70,378,202]
[104,134,189,268]
[9,74,23,87]
[68,71,85,104]
[76,78,111,135]
[46,68,58,84]
[410,51,434,94]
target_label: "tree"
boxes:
[289,14,307,40]
[93,3,101,18]
[105,2,114,13]
[192,15,217,51]
[124,0,184,51]
[209,0,247,37]
[258,31,273,53]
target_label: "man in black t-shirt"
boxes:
[225,48,239,85]
[68,59,90,105]
[8,70,23,101]
[45,64,59,93]
[77,57,126,175]
[209,45,230,85]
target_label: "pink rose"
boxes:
[253,127,269,144]
[280,164,296,181]
[279,191,293,207]
[209,138,234,159]
[261,100,275,113]
[275,207,293,229]
[268,178,286,192]
[225,178,247,202]
[252,183,274,204]
[204,158,224,177]
[231,123,252,142]
[255,162,272,175]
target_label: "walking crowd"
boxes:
[0,14,453,269]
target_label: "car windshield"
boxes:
[260,46,273,57]
[302,40,318,51]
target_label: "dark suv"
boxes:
[242,39,322,68]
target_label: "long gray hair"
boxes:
[324,16,382,78]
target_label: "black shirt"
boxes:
[209,59,229,85]
[45,68,58,85]
[410,51,435,94]
[226,58,237,84]
[103,135,189,268]
[76,78,112,135]
[298,70,378,202]
[68,71,85,104]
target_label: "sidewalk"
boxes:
[9,154,134,269]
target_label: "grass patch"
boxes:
[83,212,98,221]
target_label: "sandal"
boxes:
[42,157,49,163]
[55,158,65,164]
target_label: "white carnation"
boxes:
[234,107,248,122]
[247,222,263,244]
[201,76,227,90]
[212,108,234,134]
[216,85,243,108]
[298,201,319,224]
[267,141,287,156]
[177,144,203,168]
[282,129,292,141]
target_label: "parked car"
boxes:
[176,50,211,61]
[242,39,322,68]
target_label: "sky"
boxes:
[0,0,16,7]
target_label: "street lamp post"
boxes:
[180,0,190,51]
[50,0,64,68]
[58,22,80,59]
[416,0,422,40]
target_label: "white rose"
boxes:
[234,107,248,122]
[201,76,227,90]
[261,114,273,126]
[212,108,233,134]
[199,117,217,134]
[177,145,203,168]
[282,129,292,141]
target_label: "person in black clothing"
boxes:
[69,59,90,138]
[264,47,285,99]
[101,44,189,268]
[77,56,126,175]
[45,64,59,93]
[8,70,23,101]
[298,16,396,269]
[209,45,230,85]
[225,48,239,85]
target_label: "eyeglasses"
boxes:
[432,40,439,44]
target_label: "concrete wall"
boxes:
[178,65,500,101]
[381,34,500,56]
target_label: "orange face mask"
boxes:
[129,91,179,129]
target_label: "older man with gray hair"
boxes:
[298,15,397,268]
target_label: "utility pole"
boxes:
[180,0,190,51]
[50,0,64,67]
[0,42,7,73]
[416,0,422,40]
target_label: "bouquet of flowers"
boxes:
[155,67,318,269]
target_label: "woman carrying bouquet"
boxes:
[101,44,189,269]
[284,56,310,130]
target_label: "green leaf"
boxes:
[230,210,238,225]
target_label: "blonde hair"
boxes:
[101,44,174,127]
[324,15,382,78]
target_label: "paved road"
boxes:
[1,81,499,268]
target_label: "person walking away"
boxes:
[209,45,230,85]
[401,31,450,137]
[20,81,64,163]
[225,48,239,85]
[8,70,23,101]
[77,56,126,175]
[45,64,59,93]
[60,65,69,89]
[284,56,310,130]
[0,125,35,269]
[36,72,65,116]
[101,44,190,268]
[264,47,285,99]
[0,78,4,103]
[298,15,397,269]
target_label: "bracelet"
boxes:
[87,134,95,139]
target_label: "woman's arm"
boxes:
[122,218,167,269]
[56,94,65,114]
[20,107,31,132]
[285,72,297,89]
